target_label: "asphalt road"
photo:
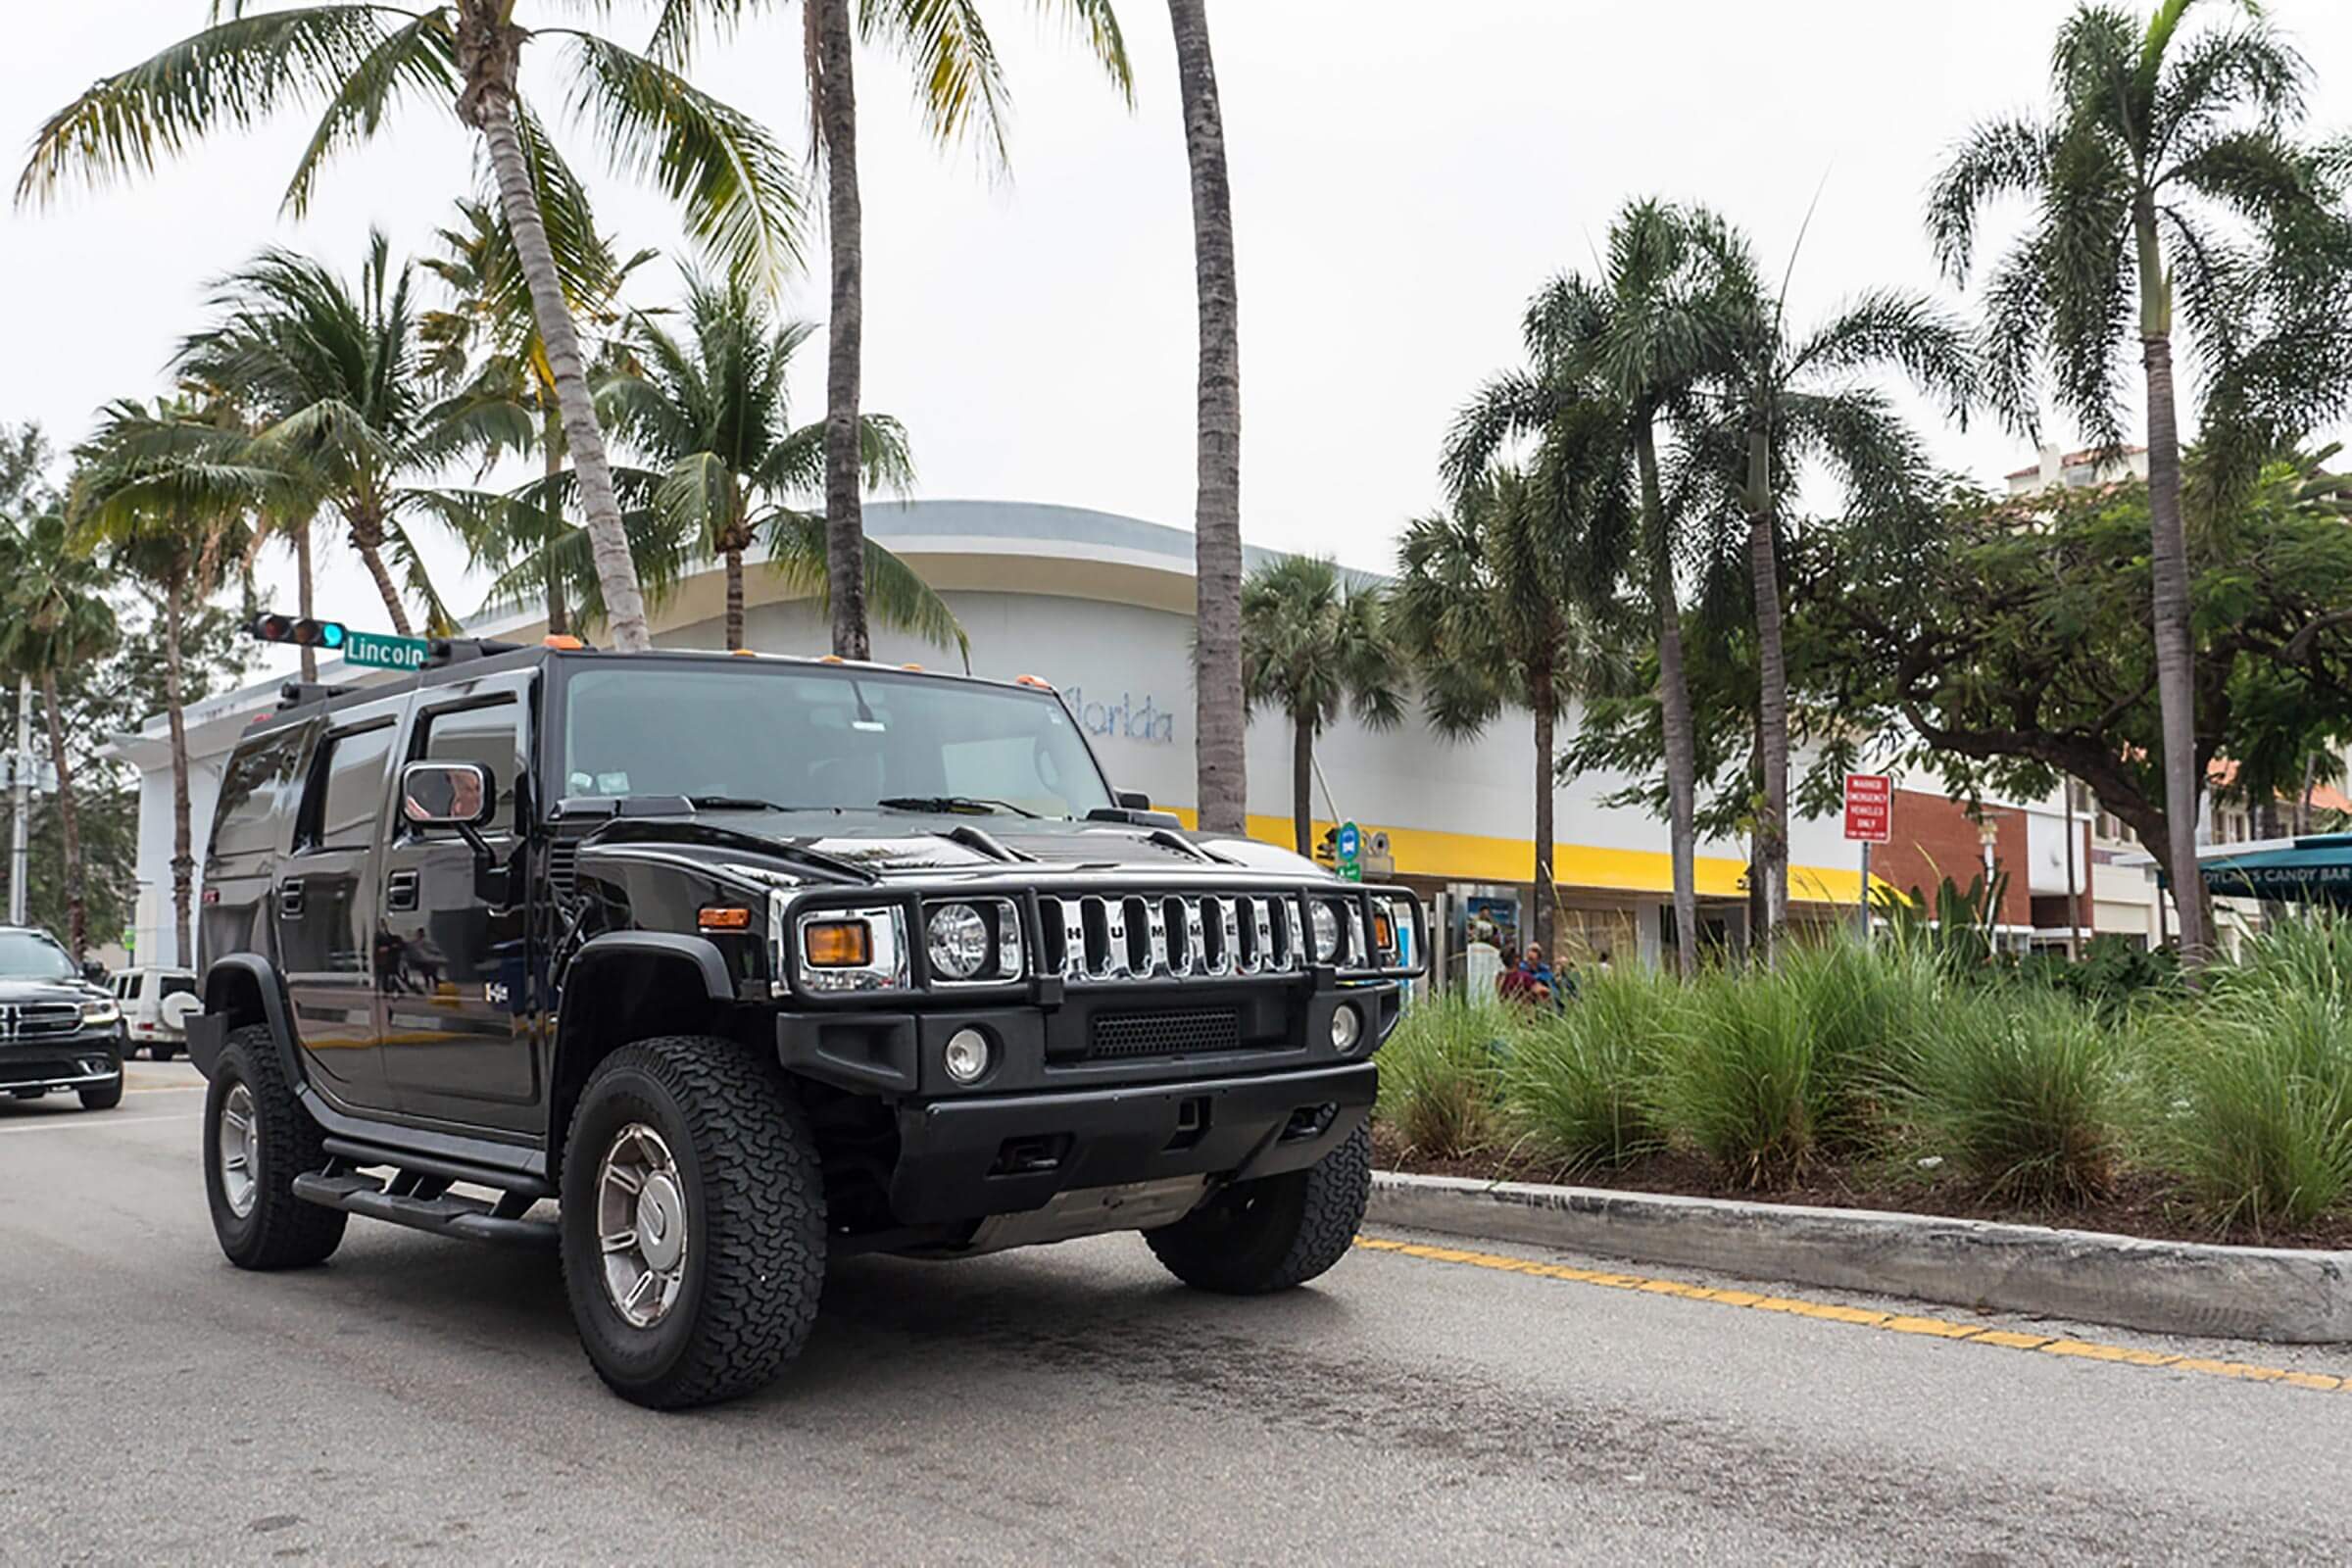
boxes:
[8,1064,2351,1565]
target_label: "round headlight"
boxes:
[1309,900,1343,962]
[1330,1003,1362,1053]
[943,1026,993,1084]
[926,903,991,980]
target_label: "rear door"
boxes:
[277,699,404,1113]
[378,674,539,1133]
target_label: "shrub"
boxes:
[1782,938,1940,1155]
[1899,987,2119,1202]
[1503,966,1677,1173]
[2138,919,2352,1233]
[1653,966,1818,1187]
[1375,991,1510,1160]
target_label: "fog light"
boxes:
[944,1027,992,1084]
[1329,1003,1362,1053]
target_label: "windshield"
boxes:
[562,662,1117,820]
[0,930,77,982]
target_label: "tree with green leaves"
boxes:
[421,195,658,637]
[177,231,471,639]
[0,504,121,959]
[20,0,808,656]
[651,0,1130,662]
[1674,222,1973,960]
[1395,450,1628,958]
[589,270,960,657]
[70,400,262,967]
[1927,0,2352,961]
[1239,556,1403,856]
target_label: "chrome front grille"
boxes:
[1037,892,1302,983]
[0,1003,80,1041]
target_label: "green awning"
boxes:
[2166,834,2352,906]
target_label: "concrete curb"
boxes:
[1369,1170,2352,1344]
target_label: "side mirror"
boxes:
[81,960,107,986]
[1115,789,1152,810]
[400,761,495,829]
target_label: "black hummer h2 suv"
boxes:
[190,640,1423,1407]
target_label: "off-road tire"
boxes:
[560,1036,827,1410]
[205,1026,347,1269]
[1146,1121,1372,1295]
[78,1052,123,1110]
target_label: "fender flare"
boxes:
[196,956,302,1085]
[561,932,735,1003]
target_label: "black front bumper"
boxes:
[0,1035,122,1095]
[887,1060,1377,1224]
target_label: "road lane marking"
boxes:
[1353,1235,2348,1396]
[0,1111,201,1135]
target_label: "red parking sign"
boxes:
[1843,774,1891,844]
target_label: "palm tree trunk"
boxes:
[1169,0,1246,835]
[1746,428,1789,964]
[542,418,568,637]
[1639,420,1699,977]
[163,571,192,968]
[1531,663,1557,959]
[725,546,747,652]
[2135,208,2210,964]
[293,516,317,684]
[811,0,870,662]
[458,14,650,654]
[39,670,84,959]
[1291,711,1313,856]
[353,531,414,638]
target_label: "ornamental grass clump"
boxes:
[1503,965,1678,1174]
[2140,919,2352,1233]
[1653,965,1817,1188]
[1782,938,1939,1155]
[1899,987,2119,1203]
[1374,990,1510,1161]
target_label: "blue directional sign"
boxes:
[1336,820,1362,882]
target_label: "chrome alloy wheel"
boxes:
[219,1082,258,1218]
[596,1122,689,1329]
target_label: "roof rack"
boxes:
[426,636,527,667]
[275,681,357,711]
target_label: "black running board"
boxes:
[291,1171,559,1251]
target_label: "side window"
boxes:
[412,699,524,833]
[297,724,396,852]
[211,727,309,859]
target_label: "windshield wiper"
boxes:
[875,795,1043,819]
[688,795,814,813]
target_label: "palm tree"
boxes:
[421,194,659,636]
[20,1,808,656]
[1681,226,1973,961]
[0,507,119,958]
[1395,445,1627,959]
[1927,0,2352,960]
[1166,0,1244,836]
[655,0,1130,661]
[1239,556,1404,856]
[1448,202,1744,975]
[592,270,962,657]
[70,400,262,967]
[177,232,467,638]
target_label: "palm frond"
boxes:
[1925,116,2050,281]
[284,8,458,215]
[760,508,968,663]
[859,0,1013,164]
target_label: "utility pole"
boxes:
[9,674,29,926]
[2063,784,2082,960]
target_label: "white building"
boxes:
[113,500,1875,973]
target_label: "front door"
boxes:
[278,707,402,1112]
[378,680,539,1134]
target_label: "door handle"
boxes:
[277,877,305,917]
[385,869,420,912]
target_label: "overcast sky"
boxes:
[9,1,2352,679]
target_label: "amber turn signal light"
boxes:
[803,919,872,967]
[1372,907,1396,952]
[698,906,753,931]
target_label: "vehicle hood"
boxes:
[577,808,1332,888]
[0,978,101,1005]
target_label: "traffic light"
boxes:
[245,612,347,651]
[1314,826,1338,864]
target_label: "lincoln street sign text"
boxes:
[345,630,432,672]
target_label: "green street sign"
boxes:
[345,629,432,672]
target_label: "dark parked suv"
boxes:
[0,926,123,1111]
[190,639,1421,1407]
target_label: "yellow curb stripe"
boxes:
[1351,1236,2345,1396]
